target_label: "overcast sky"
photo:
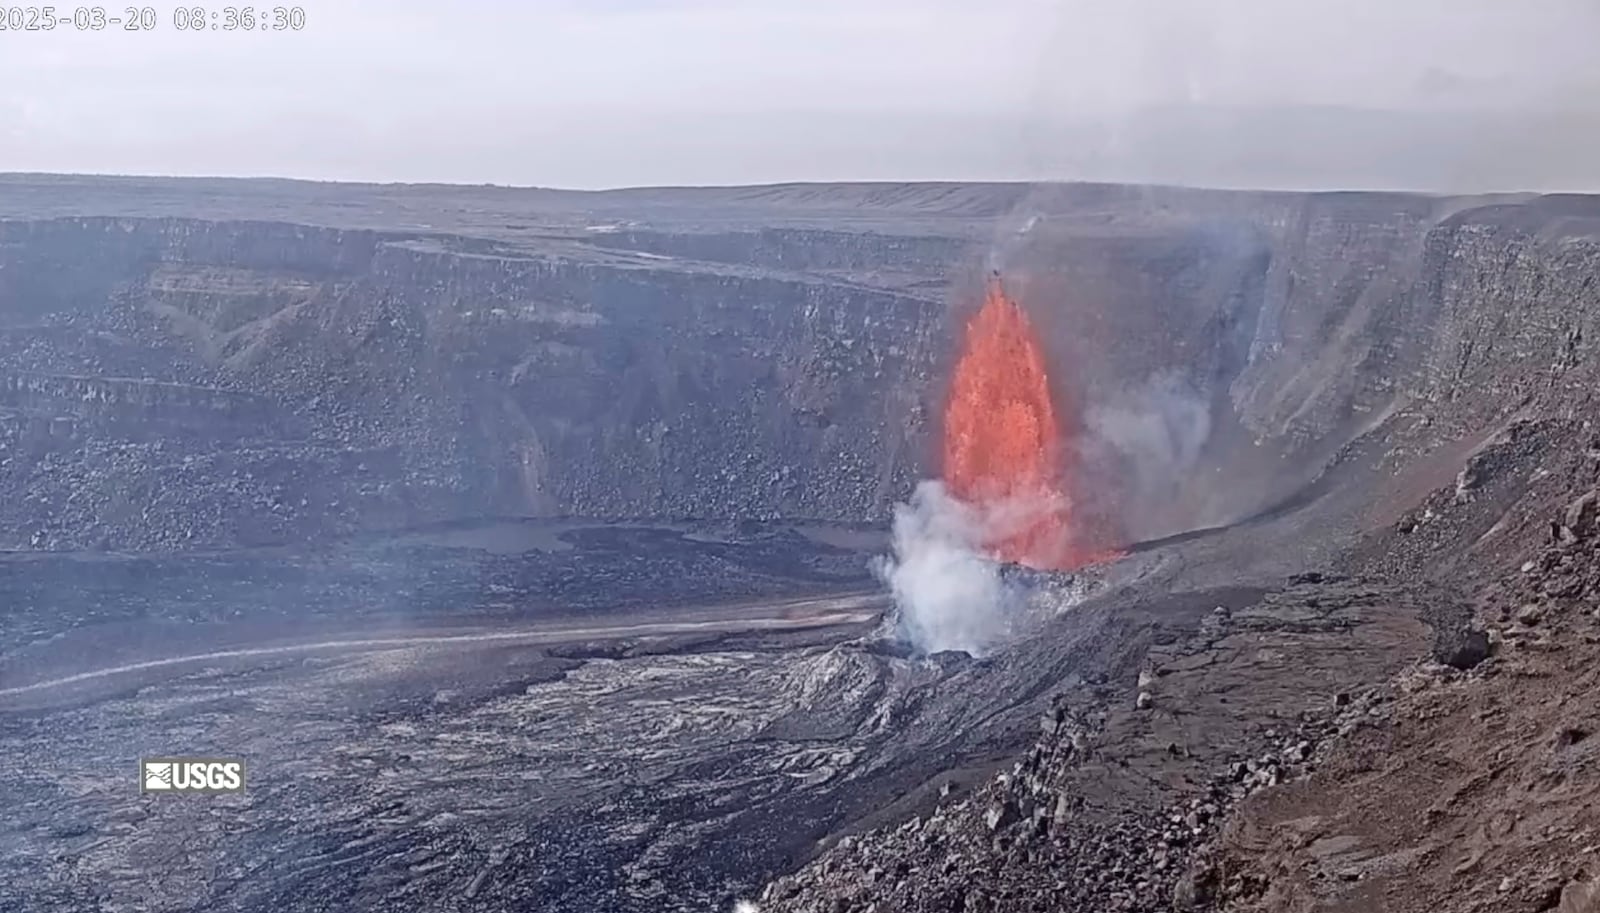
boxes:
[3,0,1600,189]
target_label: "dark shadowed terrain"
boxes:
[1,175,1598,912]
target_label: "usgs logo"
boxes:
[140,758,246,794]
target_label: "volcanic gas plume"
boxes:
[942,276,1085,570]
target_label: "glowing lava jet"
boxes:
[942,274,1089,570]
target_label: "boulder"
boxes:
[984,801,1019,833]
[1433,626,1492,670]
[1565,490,1600,540]
[1558,875,1600,913]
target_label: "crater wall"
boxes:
[1,180,1596,551]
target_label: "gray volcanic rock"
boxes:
[0,214,946,550]
[1433,625,1492,669]
[757,580,1425,913]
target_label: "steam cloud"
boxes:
[1088,372,1211,493]
[1084,371,1214,541]
[875,481,1044,656]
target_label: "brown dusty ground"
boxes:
[1204,423,1600,913]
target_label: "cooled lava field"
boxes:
[2,176,1599,913]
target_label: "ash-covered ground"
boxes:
[0,521,902,912]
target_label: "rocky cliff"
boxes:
[0,210,949,550]
[1,179,1596,557]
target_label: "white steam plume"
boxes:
[874,481,1043,656]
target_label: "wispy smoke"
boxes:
[874,481,1028,656]
[1084,371,1213,540]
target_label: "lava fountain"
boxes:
[942,275,1090,570]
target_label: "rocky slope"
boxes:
[749,186,1600,910]
[757,419,1600,913]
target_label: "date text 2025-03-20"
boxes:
[0,5,306,31]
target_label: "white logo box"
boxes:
[140,758,246,793]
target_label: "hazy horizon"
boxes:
[5,0,1600,192]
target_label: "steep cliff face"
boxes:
[1,181,1597,552]
[1229,195,1600,446]
[0,213,950,549]
[1418,203,1600,423]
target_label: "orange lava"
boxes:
[942,276,1091,570]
